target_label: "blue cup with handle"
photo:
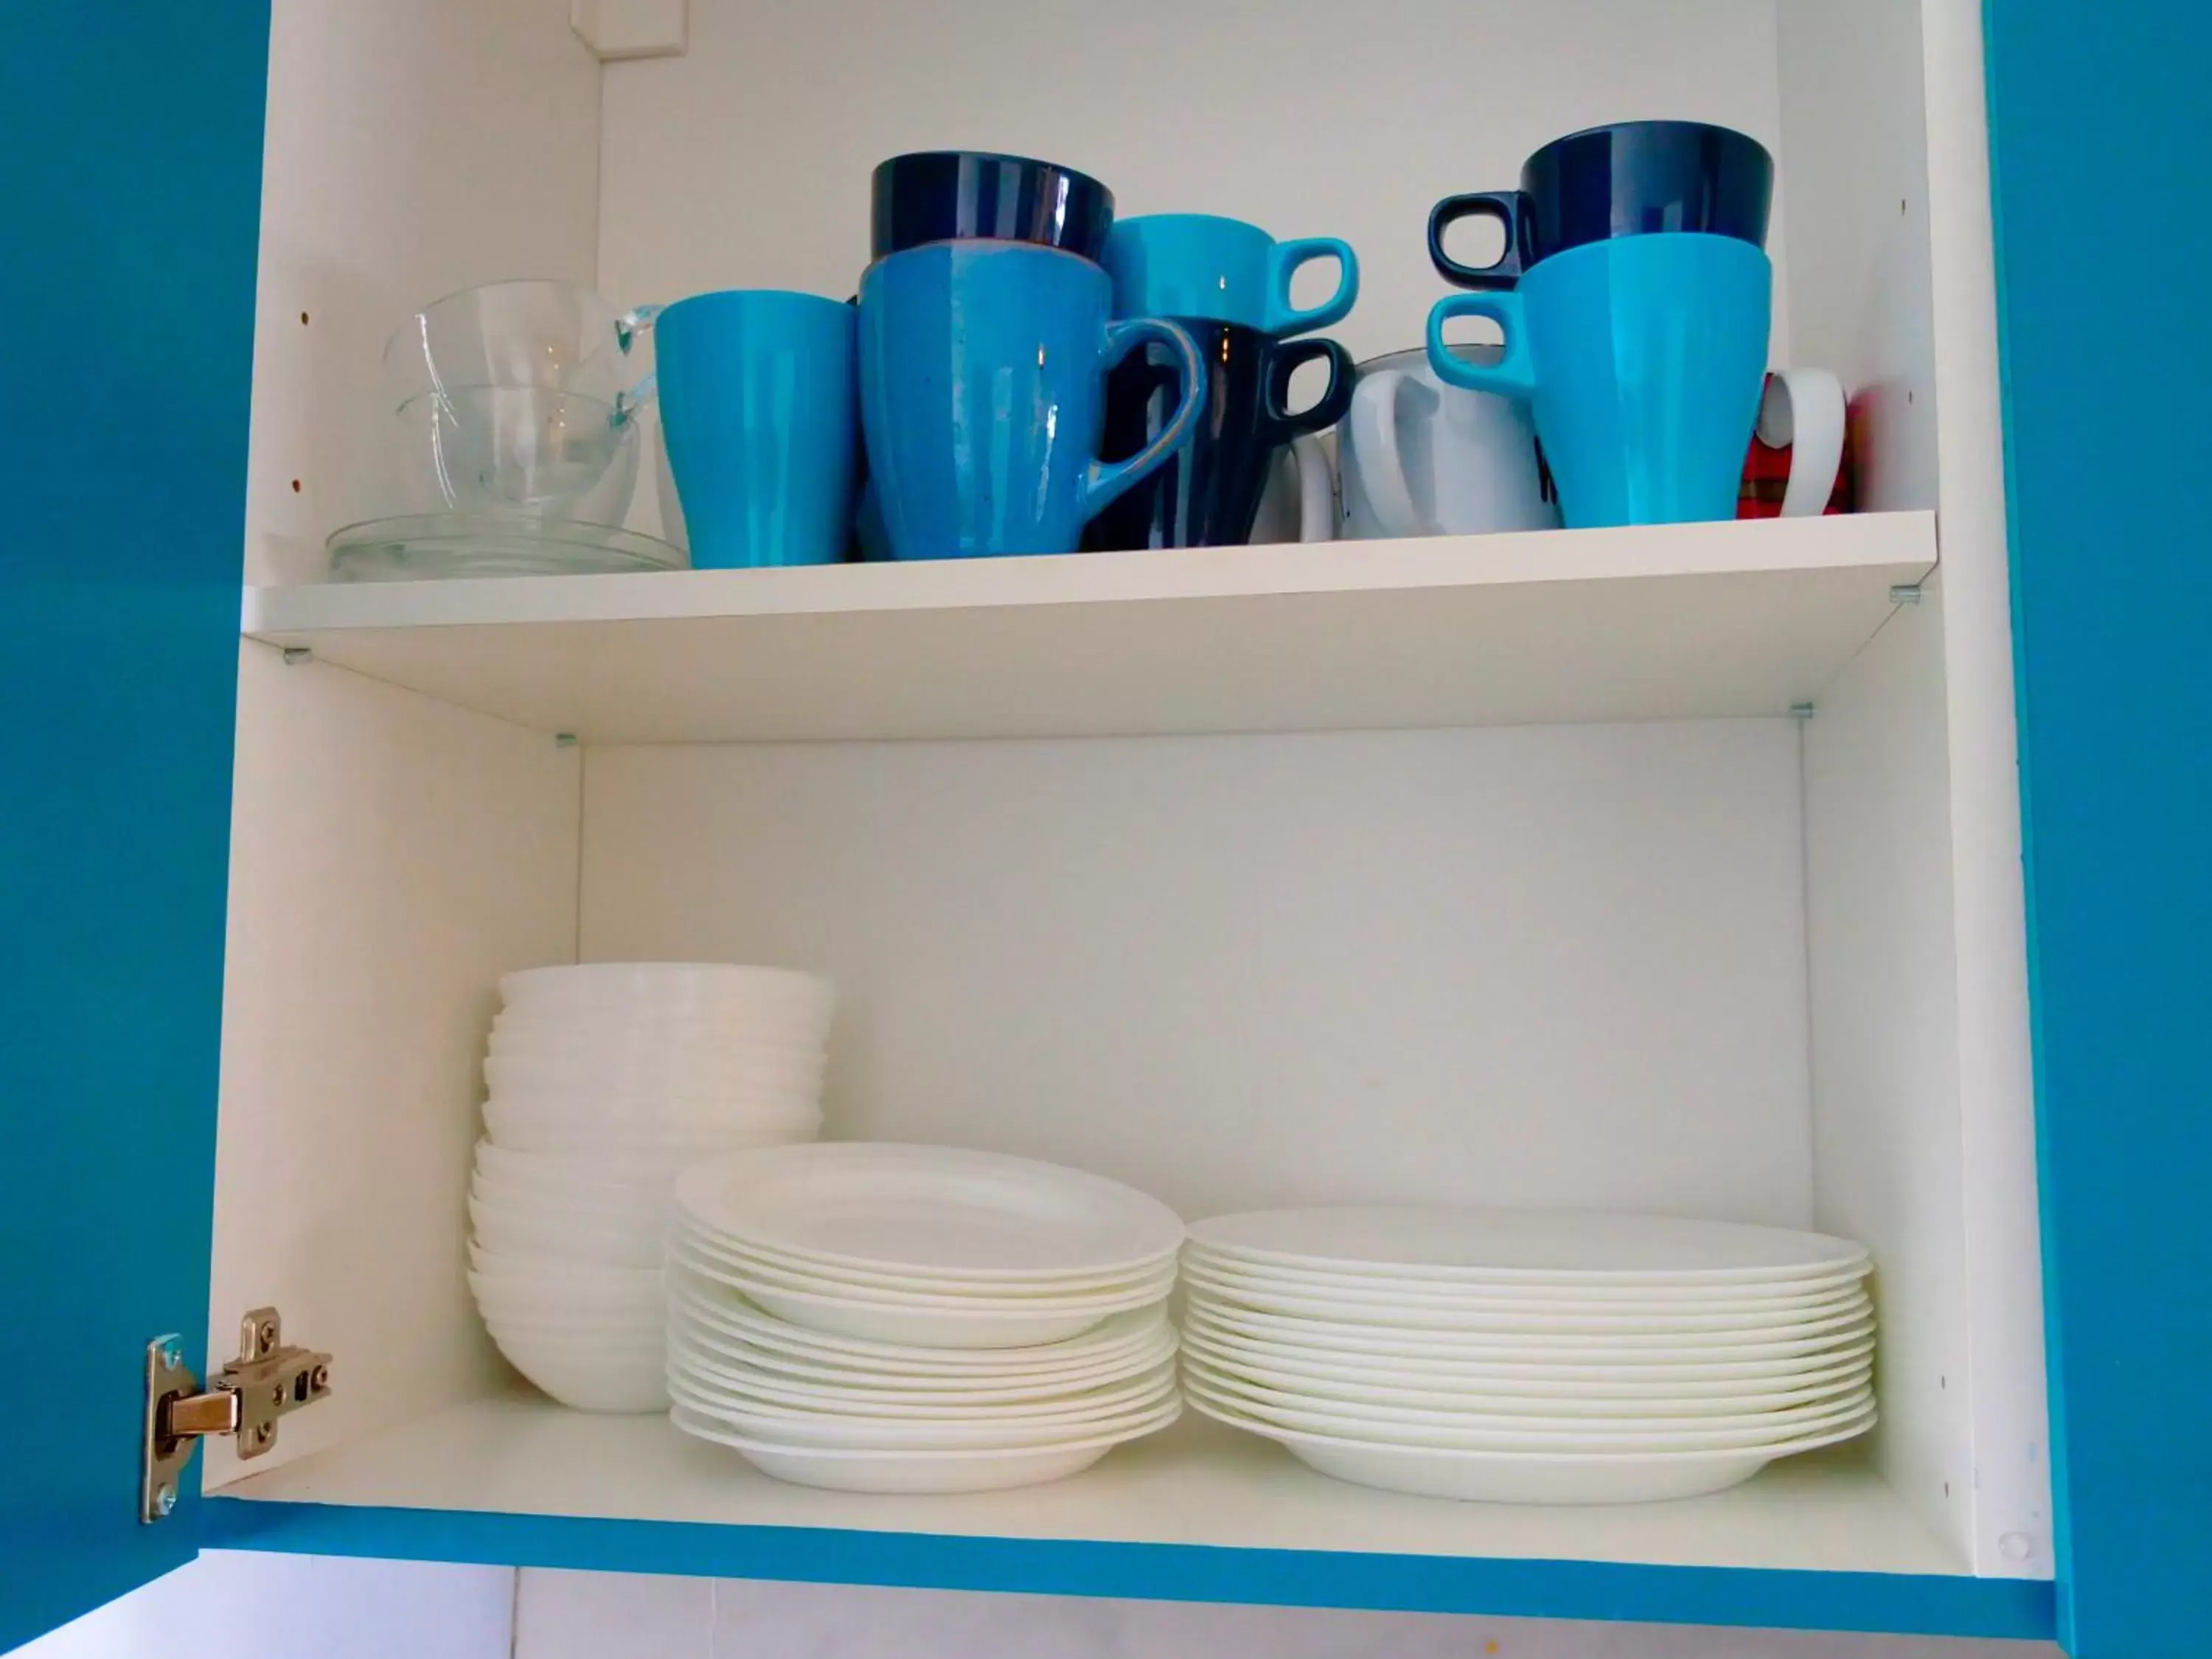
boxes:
[1103,214,1358,335]
[872,150,1116,264]
[858,240,1205,559]
[1425,232,1770,528]
[657,290,858,567]
[1429,121,1772,291]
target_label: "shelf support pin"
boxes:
[281,647,313,666]
[1888,584,1924,606]
[555,733,579,749]
[1790,703,1815,720]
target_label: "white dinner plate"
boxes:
[669,1399,1177,1493]
[669,1310,1175,1397]
[1177,1321,1874,1402]
[665,1281,1170,1376]
[1187,1208,1869,1286]
[673,1143,1184,1281]
[1182,1249,1869,1310]
[666,1371,1177,1448]
[1180,1390,1874,1504]
[1181,1263,1867,1334]
[673,1222,1176,1302]
[1180,1368,1874,1454]
[1181,1298,1876,1358]
[1181,1354,1875,1438]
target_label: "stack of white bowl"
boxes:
[663,1143,1185,1492]
[465,962,835,1413]
[1179,1207,1876,1504]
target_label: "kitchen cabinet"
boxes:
[2,1,2202,1655]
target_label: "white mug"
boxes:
[1338,345,1561,540]
[1751,367,1848,518]
[1248,436,1338,543]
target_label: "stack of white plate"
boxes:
[1180,1207,1876,1504]
[465,961,834,1413]
[663,1143,1186,1492]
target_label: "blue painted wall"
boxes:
[0,3,269,1650]
[1982,1,2212,1655]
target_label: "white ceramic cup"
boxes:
[1337,345,1561,540]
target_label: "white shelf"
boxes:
[242,513,1937,744]
[216,1395,1965,1579]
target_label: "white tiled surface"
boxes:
[10,1551,511,1659]
[519,1570,2063,1659]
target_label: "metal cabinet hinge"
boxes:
[141,1307,331,1523]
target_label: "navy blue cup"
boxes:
[1085,321,1353,552]
[1428,121,1772,291]
[871,150,1115,263]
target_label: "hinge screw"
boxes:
[256,1321,277,1356]
[153,1484,176,1518]
[281,646,313,666]
[1889,584,1924,605]
[159,1341,184,1371]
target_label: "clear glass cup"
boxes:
[388,386,639,523]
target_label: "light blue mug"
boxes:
[1103,214,1358,335]
[858,240,1205,559]
[657,290,857,568]
[1425,232,1770,528]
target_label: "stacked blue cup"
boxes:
[1422,121,1775,529]
[858,151,1207,560]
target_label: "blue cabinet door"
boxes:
[0,4,269,1650]
[1983,3,2212,1656]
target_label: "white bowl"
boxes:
[493,1344,669,1413]
[472,1170,669,1225]
[481,1105,821,1155]
[669,1336,1179,1419]
[473,1140,693,1189]
[468,1198,664,1269]
[483,1318,665,1354]
[498,962,834,1019]
[669,1399,1177,1494]
[484,1052,827,1096]
[484,1082,824,1119]
[490,1018,828,1060]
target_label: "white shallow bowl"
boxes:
[498,964,835,1026]
[667,1284,1171,1377]
[1180,1368,1873,1453]
[684,1227,1180,1298]
[484,1082,824,1119]
[482,1107,823,1155]
[472,1170,669,1225]
[490,1016,827,1056]
[669,1338,1180,1420]
[667,1242,1169,1350]
[1186,1208,1869,1287]
[675,1143,1186,1282]
[1180,1265,1870,1335]
[485,1053,826,1096]
[669,1399,1178,1493]
[1182,1300,1877,1361]
[669,1314,1177,1398]
[484,1318,665,1353]
[1183,1388,1876,1504]
[1178,1326,1874,1411]
[473,1140,692,1189]
[670,1224,1177,1308]
[668,1369,1180,1449]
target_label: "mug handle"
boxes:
[1262,337,1354,441]
[1428,192,1528,290]
[1284,435,1335,541]
[1082,319,1206,520]
[1346,368,1439,539]
[1426,293,1537,401]
[1265,238,1360,335]
[1758,367,1848,518]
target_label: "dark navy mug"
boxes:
[871,150,1115,263]
[1085,321,1354,552]
[1428,121,1772,291]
